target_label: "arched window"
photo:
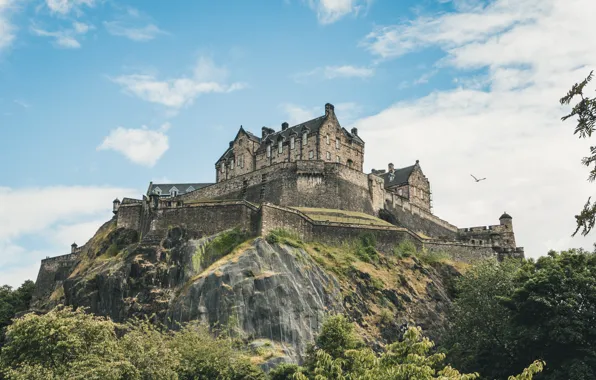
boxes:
[290,136,295,149]
[267,144,271,157]
[326,135,330,145]
[278,140,283,154]
[303,131,308,145]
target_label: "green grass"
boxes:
[293,207,394,227]
[192,228,251,271]
[265,229,305,248]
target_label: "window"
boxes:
[336,155,340,163]
[347,159,353,169]
[326,135,330,145]
[267,144,271,157]
[154,187,162,195]
[291,136,295,150]
[239,155,244,168]
[303,132,308,145]
[335,138,340,149]
[326,151,331,160]
[278,140,283,154]
[230,159,234,169]
[398,189,402,196]
[309,150,314,159]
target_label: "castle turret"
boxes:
[498,212,516,249]
[113,198,121,214]
[71,242,78,253]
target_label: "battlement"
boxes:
[458,224,506,233]
[42,251,81,264]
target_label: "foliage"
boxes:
[267,363,305,380]
[0,280,35,345]
[296,315,542,380]
[353,233,379,263]
[444,250,596,379]
[0,306,266,380]
[193,228,251,270]
[393,240,417,258]
[560,70,596,237]
[265,229,304,248]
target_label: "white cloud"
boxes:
[45,0,96,15]
[0,0,17,52]
[0,185,138,287]
[30,21,93,49]
[305,0,372,24]
[97,123,171,167]
[351,0,596,258]
[295,65,374,82]
[110,57,247,109]
[104,21,166,41]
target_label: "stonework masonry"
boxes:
[40,101,525,278]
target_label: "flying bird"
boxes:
[470,174,486,182]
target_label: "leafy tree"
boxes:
[296,314,542,380]
[0,280,35,336]
[442,258,526,378]
[560,70,596,236]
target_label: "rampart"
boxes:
[31,252,81,308]
[150,200,261,238]
[424,241,496,263]
[383,193,458,239]
[174,161,385,216]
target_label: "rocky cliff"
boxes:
[31,218,465,367]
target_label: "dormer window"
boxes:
[186,186,195,192]
[169,187,179,197]
[153,187,162,196]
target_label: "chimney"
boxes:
[351,127,358,136]
[325,103,335,117]
[229,141,234,148]
[262,126,275,139]
[282,122,289,131]
[71,242,78,253]
[388,163,395,173]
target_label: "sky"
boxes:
[1,0,596,288]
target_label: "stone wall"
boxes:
[31,252,81,309]
[260,203,423,252]
[153,201,260,237]
[383,193,458,239]
[117,200,152,238]
[424,241,497,263]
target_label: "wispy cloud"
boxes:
[13,99,30,108]
[0,184,138,287]
[103,6,168,42]
[45,0,97,16]
[0,0,18,52]
[104,22,166,41]
[305,0,372,24]
[109,57,247,109]
[353,0,596,258]
[294,65,374,83]
[30,21,94,48]
[97,122,171,167]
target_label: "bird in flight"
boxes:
[470,174,486,182]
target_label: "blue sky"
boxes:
[1,0,596,287]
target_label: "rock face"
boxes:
[34,219,461,365]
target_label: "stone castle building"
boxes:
[38,102,523,297]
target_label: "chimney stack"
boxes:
[282,122,289,131]
[325,103,335,117]
[229,141,234,148]
[351,127,358,136]
[262,126,275,139]
[388,163,395,173]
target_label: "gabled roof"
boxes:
[378,164,416,188]
[147,182,213,196]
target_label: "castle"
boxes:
[38,103,524,293]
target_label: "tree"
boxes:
[0,280,36,347]
[560,70,596,237]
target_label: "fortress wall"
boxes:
[31,252,81,308]
[260,204,423,253]
[117,203,142,230]
[154,202,260,237]
[424,241,496,263]
[384,193,458,239]
[178,161,378,215]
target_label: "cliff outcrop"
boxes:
[31,218,465,367]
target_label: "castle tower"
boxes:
[113,198,121,214]
[498,212,516,249]
[71,242,78,253]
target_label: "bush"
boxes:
[393,240,418,258]
[265,229,304,248]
